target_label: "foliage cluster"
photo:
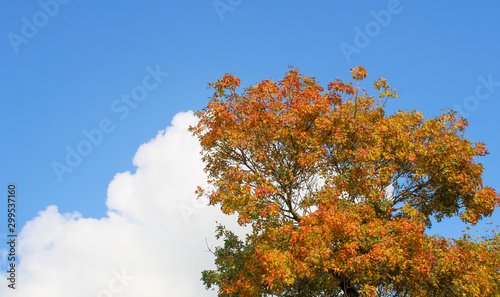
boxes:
[190,67,500,296]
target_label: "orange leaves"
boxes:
[195,67,500,296]
[209,72,241,93]
[474,141,489,156]
[461,186,500,224]
[327,78,355,96]
[351,65,367,80]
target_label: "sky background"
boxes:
[1,1,499,296]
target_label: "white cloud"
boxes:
[0,111,238,297]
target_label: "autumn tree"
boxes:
[190,67,500,296]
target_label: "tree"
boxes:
[190,66,500,296]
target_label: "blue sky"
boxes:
[1,1,500,296]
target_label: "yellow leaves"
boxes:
[380,88,399,99]
[413,170,426,182]
[371,77,399,108]
[408,152,418,163]
[373,77,388,90]
[195,67,500,296]
[460,186,500,225]
[254,245,297,290]
[351,65,367,80]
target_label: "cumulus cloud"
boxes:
[0,111,238,297]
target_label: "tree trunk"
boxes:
[330,270,360,297]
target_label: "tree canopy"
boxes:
[190,67,500,296]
